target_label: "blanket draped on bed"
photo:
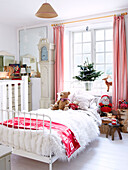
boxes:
[1,117,80,158]
[0,109,101,160]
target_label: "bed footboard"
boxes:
[0,109,58,170]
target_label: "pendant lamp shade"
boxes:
[35,3,58,18]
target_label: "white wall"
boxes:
[16,9,128,72]
[0,24,17,59]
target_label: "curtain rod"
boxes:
[51,12,127,26]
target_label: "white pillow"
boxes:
[78,102,89,110]
[68,93,76,103]
[69,90,95,110]
[72,94,92,110]
[89,97,100,108]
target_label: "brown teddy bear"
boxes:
[51,91,70,110]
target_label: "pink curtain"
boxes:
[112,15,128,109]
[53,26,64,101]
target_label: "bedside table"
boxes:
[106,123,122,140]
[100,117,112,134]
[0,145,12,170]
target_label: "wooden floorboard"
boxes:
[11,133,128,170]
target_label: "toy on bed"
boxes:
[99,95,112,116]
[69,101,79,110]
[51,91,70,110]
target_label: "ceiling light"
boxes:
[35,1,58,18]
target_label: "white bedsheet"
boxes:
[0,108,101,160]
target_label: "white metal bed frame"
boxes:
[0,110,58,170]
[0,78,58,170]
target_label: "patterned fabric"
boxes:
[113,15,128,109]
[1,117,80,158]
[60,98,70,102]
[53,26,64,101]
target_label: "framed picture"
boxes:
[9,64,20,76]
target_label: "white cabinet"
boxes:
[30,78,41,110]
[0,145,12,170]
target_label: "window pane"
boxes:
[83,43,91,53]
[96,65,104,73]
[105,29,113,40]
[106,41,113,52]
[74,54,82,66]
[106,64,112,75]
[96,42,104,52]
[83,54,91,63]
[83,32,91,42]
[74,67,80,76]
[74,44,82,53]
[96,53,104,63]
[96,30,104,41]
[74,32,82,43]
[106,53,113,63]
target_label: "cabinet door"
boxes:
[120,109,128,133]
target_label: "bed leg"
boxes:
[49,162,52,170]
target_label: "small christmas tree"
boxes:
[73,60,103,81]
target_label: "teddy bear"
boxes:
[51,91,70,110]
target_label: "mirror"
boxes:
[0,51,15,71]
[20,54,36,72]
[19,26,48,73]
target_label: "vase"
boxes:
[85,81,92,91]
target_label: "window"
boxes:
[73,31,92,76]
[72,28,113,78]
[95,29,113,76]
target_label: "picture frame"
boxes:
[9,64,20,76]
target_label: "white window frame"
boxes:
[94,28,113,75]
[72,27,113,79]
[72,30,92,77]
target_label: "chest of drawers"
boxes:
[119,109,128,133]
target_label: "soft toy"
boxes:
[119,100,128,109]
[51,91,70,110]
[4,66,14,77]
[99,95,112,113]
[69,101,79,110]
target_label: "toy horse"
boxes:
[102,75,112,92]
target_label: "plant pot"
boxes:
[85,81,92,91]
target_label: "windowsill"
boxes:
[85,88,112,97]
[64,80,112,97]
